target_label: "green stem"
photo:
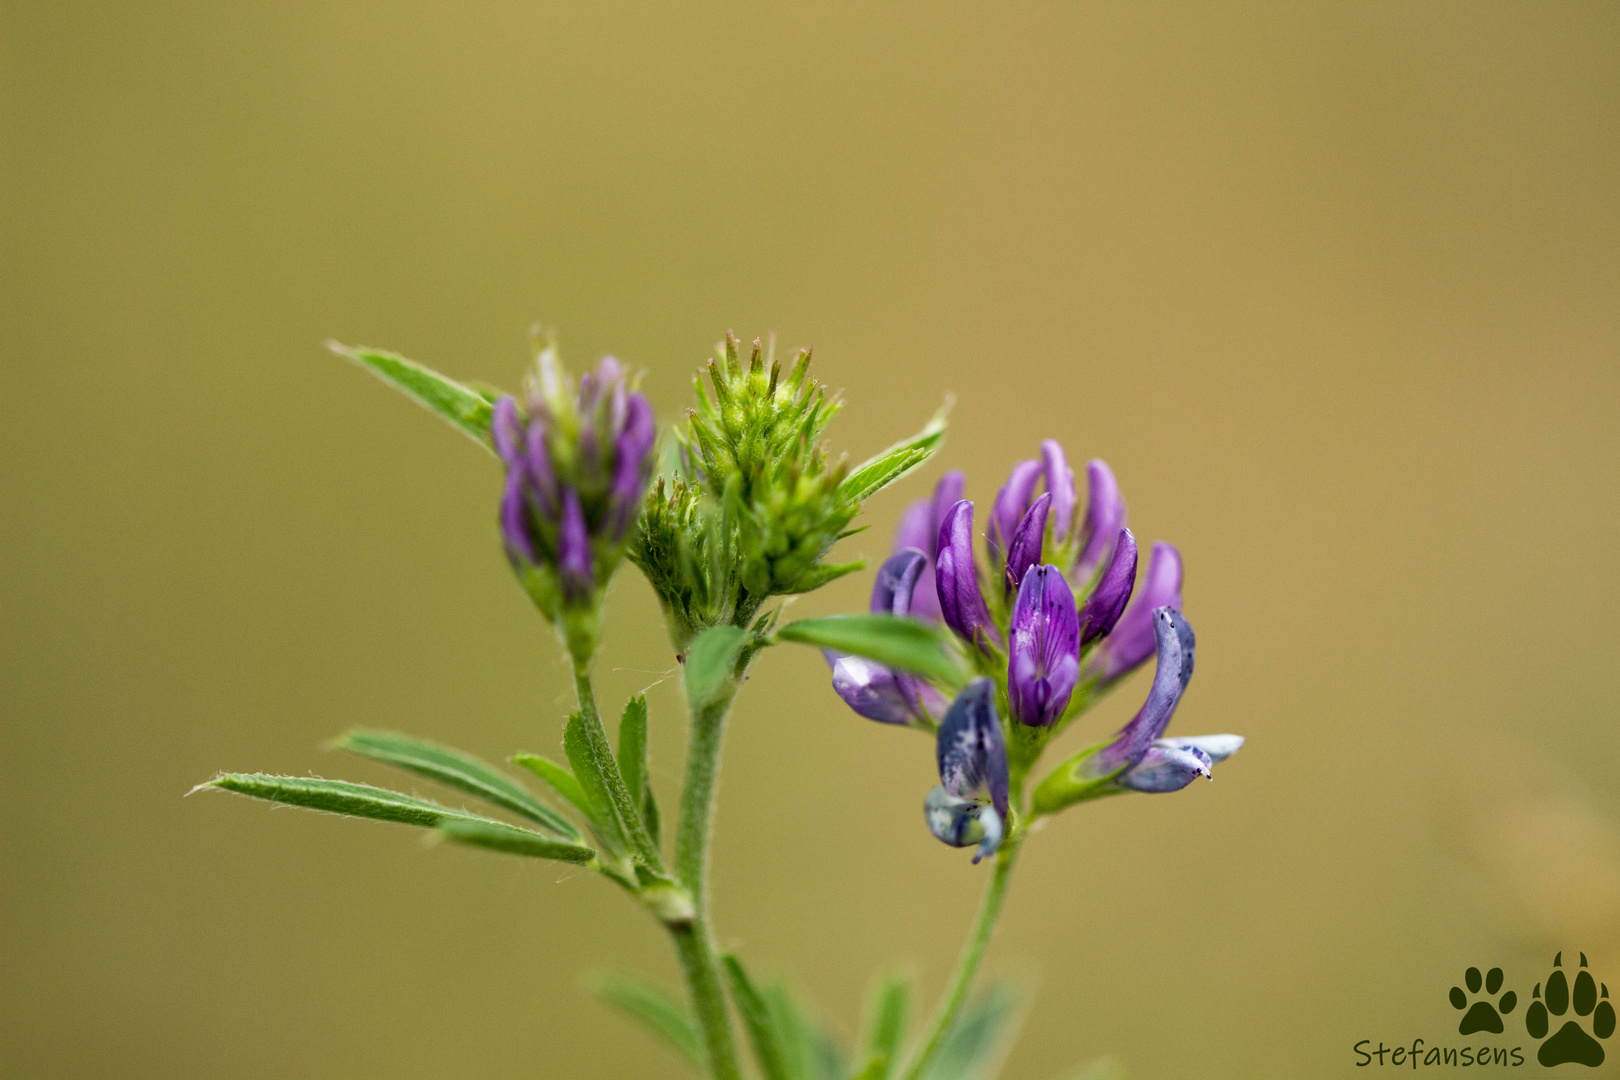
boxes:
[572,667,664,872]
[899,838,1022,1080]
[668,673,745,1080]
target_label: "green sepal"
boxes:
[562,712,630,856]
[921,982,1022,1080]
[1030,742,1123,817]
[776,615,969,689]
[858,969,910,1080]
[435,818,595,864]
[334,729,579,840]
[684,625,749,711]
[721,954,791,1080]
[194,773,565,840]
[616,696,659,847]
[839,401,950,504]
[329,341,496,451]
[590,971,704,1069]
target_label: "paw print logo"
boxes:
[1450,966,1517,1034]
[1525,952,1615,1067]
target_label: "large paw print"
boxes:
[1525,952,1615,1068]
[1451,966,1516,1035]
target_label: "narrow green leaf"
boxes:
[860,970,910,1080]
[617,697,649,816]
[765,981,847,1080]
[776,615,969,689]
[839,402,949,504]
[329,341,496,451]
[722,955,791,1080]
[335,729,579,840]
[591,972,704,1069]
[511,754,592,819]
[564,712,629,854]
[436,818,595,864]
[196,773,554,838]
[849,1058,891,1080]
[684,625,748,712]
[642,777,662,850]
[920,983,1022,1080]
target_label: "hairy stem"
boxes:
[572,667,664,872]
[667,671,745,1080]
[899,838,1022,1080]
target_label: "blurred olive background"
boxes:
[4,4,1618,1078]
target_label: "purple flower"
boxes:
[987,459,1042,572]
[1002,493,1051,596]
[893,471,965,622]
[935,500,1000,651]
[825,550,946,725]
[926,679,1010,862]
[494,350,657,608]
[1040,440,1076,544]
[1077,527,1137,647]
[1007,564,1080,728]
[1073,459,1126,584]
[1090,541,1183,683]
[1088,607,1195,778]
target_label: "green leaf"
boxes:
[722,955,790,1080]
[435,818,595,864]
[776,615,969,689]
[591,972,703,1070]
[194,773,564,841]
[615,695,660,849]
[564,712,629,854]
[684,625,748,711]
[839,401,949,504]
[511,754,591,818]
[859,969,910,1080]
[920,982,1022,1080]
[329,341,496,451]
[765,981,846,1080]
[335,729,579,840]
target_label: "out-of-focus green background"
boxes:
[3,4,1617,1077]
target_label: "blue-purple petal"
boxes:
[500,467,537,563]
[1116,743,1212,793]
[557,487,593,596]
[1077,528,1138,647]
[935,500,1000,651]
[1157,733,1244,763]
[1003,492,1050,595]
[1089,607,1196,776]
[1041,440,1077,544]
[1007,564,1081,728]
[936,678,1010,818]
[872,549,928,617]
[988,459,1041,568]
[492,396,524,466]
[827,652,919,725]
[1074,459,1126,583]
[1095,541,1183,681]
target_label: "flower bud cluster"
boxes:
[495,338,656,664]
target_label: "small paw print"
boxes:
[1525,952,1614,1067]
[1450,966,1517,1035]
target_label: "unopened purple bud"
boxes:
[988,459,1042,567]
[492,396,524,466]
[827,653,919,725]
[607,393,657,539]
[1007,564,1080,727]
[499,467,538,564]
[1090,607,1196,776]
[1041,440,1076,544]
[936,678,1009,819]
[1116,743,1212,793]
[1074,459,1126,583]
[1077,528,1137,647]
[557,487,593,597]
[872,549,927,617]
[1003,492,1050,595]
[1095,541,1182,681]
[893,472,965,623]
[935,500,1000,651]
[525,423,559,514]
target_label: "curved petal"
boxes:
[1116,743,1212,793]
[1007,564,1081,728]
[1089,608,1196,776]
[1078,528,1138,647]
[1041,440,1076,544]
[935,678,1009,818]
[1074,459,1126,582]
[499,466,537,563]
[1003,492,1051,594]
[987,459,1041,568]
[924,786,1004,863]
[828,652,919,725]
[872,549,928,617]
[1157,734,1244,763]
[935,500,1000,650]
[1095,541,1183,681]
